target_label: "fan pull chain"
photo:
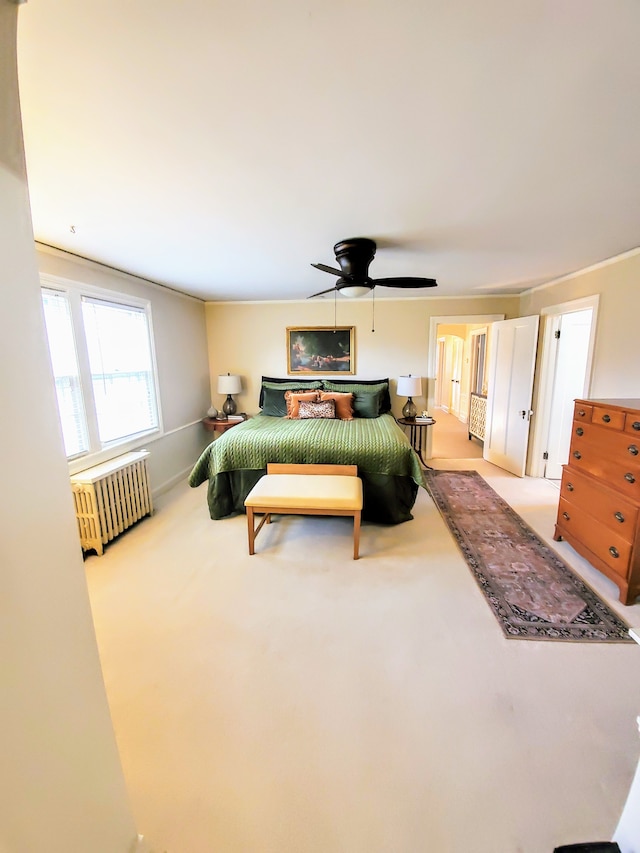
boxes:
[371,288,375,332]
[334,289,337,329]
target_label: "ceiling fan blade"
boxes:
[373,276,438,288]
[311,263,342,276]
[308,285,340,298]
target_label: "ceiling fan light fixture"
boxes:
[309,237,437,300]
[339,285,372,298]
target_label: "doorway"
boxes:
[427,314,504,461]
[529,296,599,479]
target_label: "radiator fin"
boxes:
[71,451,152,555]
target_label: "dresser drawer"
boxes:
[571,422,640,463]
[591,405,626,430]
[560,467,639,541]
[567,447,640,500]
[557,497,632,580]
[573,403,593,423]
[625,416,640,437]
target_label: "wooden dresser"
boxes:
[554,398,640,605]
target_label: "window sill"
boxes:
[67,428,160,475]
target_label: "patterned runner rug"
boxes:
[425,469,632,642]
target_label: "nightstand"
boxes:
[202,416,248,434]
[397,417,436,468]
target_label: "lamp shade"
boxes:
[397,375,422,398]
[217,373,242,395]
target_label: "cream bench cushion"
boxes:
[244,463,363,559]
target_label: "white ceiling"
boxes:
[16,0,640,303]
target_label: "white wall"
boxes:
[0,5,141,851]
[520,250,640,398]
[205,295,519,418]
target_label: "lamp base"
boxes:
[222,395,237,416]
[402,397,417,419]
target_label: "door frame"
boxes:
[528,295,599,478]
[427,314,504,459]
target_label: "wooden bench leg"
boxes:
[247,508,272,555]
[353,510,361,560]
[247,506,256,555]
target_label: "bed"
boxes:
[188,377,426,524]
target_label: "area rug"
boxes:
[425,469,633,642]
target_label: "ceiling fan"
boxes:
[309,237,438,298]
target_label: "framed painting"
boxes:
[287,326,355,375]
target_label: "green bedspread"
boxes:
[189,413,426,524]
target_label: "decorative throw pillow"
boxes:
[261,384,293,417]
[285,389,320,418]
[319,391,354,420]
[298,399,336,419]
[259,378,322,410]
[322,378,391,413]
[323,381,387,418]
[352,389,384,419]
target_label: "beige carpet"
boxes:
[85,460,640,853]
[430,407,484,460]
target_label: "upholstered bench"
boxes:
[244,463,363,559]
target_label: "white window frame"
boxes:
[41,274,163,474]
[469,327,488,396]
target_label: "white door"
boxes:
[543,308,593,479]
[484,315,539,476]
[441,337,455,413]
[435,338,445,407]
[450,337,463,417]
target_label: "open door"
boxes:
[484,315,539,477]
[528,296,599,479]
[543,308,594,479]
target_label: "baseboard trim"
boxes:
[151,466,193,500]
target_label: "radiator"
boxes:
[70,450,152,555]
[468,393,488,442]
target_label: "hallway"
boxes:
[430,407,483,460]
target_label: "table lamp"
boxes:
[218,373,242,416]
[397,374,422,419]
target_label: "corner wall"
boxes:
[36,245,212,494]
[520,250,640,398]
[0,5,140,850]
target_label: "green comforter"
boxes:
[189,413,425,523]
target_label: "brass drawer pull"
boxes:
[614,511,625,523]
[562,511,570,521]
[633,421,640,431]
[628,444,639,456]
[609,546,619,559]
[577,409,586,417]
[624,472,636,484]
[573,450,582,460]
[566,482,574,492]
[575,427,584,437]
[602,414,611,423]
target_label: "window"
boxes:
[470,329,487,395]
[42,289,89,457]
[41,281,160,462]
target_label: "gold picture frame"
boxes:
[286,326,355,375]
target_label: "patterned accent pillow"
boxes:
[298,399,336,419]
[284,390,320,418]
[319,391,354,420]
